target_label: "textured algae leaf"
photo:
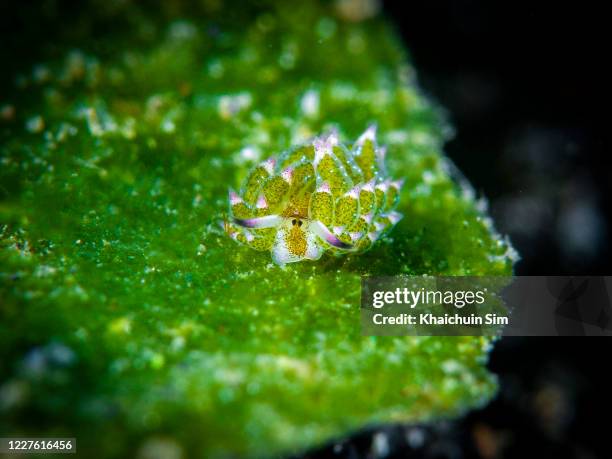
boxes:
[0,1,517,457]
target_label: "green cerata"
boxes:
[224,126,404,266]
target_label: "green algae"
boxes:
[0,1,517,457]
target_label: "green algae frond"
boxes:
[0,1,517,457]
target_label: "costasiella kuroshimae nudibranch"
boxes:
[223,126,404,266]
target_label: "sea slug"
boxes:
[224,126,404,265]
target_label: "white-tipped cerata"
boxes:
[261,157,276,175]
[229,188,243,206]
[281,167,294,184]
[324,128,339,147]
[390,179,404,190]
[362,178,376,193]
[346,185,361,199]
[374,221,386,232]
[313,136,334,167]
[256,193,268,209]
[362,212,374,225]
[375,181,389,193]
[316,181,331,194]
[357,124,377,146]
[349,232,363,242]
[388,211,403,224]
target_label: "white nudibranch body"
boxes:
[224,126,404,266]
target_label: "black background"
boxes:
[384,0,610,277]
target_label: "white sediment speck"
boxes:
[386,130,409,144]
[25,115,44,133]
[441,359,463,374]
[218,93,252,119]
[234,146,261,165]
[406,427,426,449]
[161,119,176,133]
[411,130,436,147]
[476,196,489,213]
[371,432,390,457]
[34,265,57,277]
[422,170,435,184]
[300,90,320,118]
[56,122,78,142]
[80,106,117,137]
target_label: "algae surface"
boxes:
[0,1,516,457]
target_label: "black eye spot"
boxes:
[298,220,303,227]
[292,219,297,226]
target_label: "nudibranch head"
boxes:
[224,126,404,266]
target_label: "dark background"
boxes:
[384,0,610,277]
